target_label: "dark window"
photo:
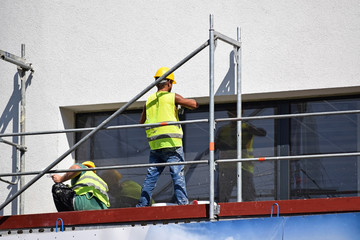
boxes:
[75,96,360,208]
[290,98,360,198]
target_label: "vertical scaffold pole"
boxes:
[357,102,360,197]
[19,44,26,214]
[209,14,216,220]
[236,28,242,202]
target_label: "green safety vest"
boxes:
[72,170,110,207]
[145,91,183,150]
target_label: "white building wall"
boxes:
[0,0,359,215]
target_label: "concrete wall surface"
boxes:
[0,0,359,215]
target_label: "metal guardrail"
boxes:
[2,150,360,177]
[216,151,360,163]
[216,109,360,122]
[0,160,209,177]
[1,109,360,138]
[0,119,209,137]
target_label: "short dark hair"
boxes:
[155,78,169,89]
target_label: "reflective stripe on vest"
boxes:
[145,123,181,131]
[147,133,183,141]
[72,171,110,207]
[145,92,183,150]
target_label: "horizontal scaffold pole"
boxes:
[1,109,359,138]
[0,49,33,71]
[0,138,27,151]
[214,31,241,48]
[0,160,209,177]
[216,151,360,163]
[0,119,209,137]
[215,109,360,122]
[2,151,360,177]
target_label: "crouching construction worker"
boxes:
[51,161,110,211]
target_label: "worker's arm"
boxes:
[175,93,198,110]
[51,164,82,183]
[139,105,146,124]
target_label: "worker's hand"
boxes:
[51,174,62,183]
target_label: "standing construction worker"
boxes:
[51,161,110,211]
[136,67,198,207]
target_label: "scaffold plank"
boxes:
[1,197,360,231]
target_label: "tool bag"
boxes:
[52,183,75,212]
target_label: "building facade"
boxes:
[1,0,360,215]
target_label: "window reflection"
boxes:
[75,97,360,207]
[181,105,276,202]
[290,98,360,198]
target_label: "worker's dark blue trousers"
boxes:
[137,147,188,207]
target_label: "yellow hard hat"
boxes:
[82,161,96,173]
[154,67,176,84]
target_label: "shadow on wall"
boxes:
[215,51,235,96]
[0,71,32,215]
[59,107,76,160]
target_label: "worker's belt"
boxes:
[147,133,183,141]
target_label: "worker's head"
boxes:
[154,67,176,90]
[82,161,96,173]
[227,110,239,126]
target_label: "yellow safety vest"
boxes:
[216,123,255,173]
[119,180,142,199]
[72,170,110,207]
[145,91,183,150]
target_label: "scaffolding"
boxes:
[1,15,360,220]
[0,45,33,215]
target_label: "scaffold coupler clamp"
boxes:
[214,202,220,216]
[0,138,27,152]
